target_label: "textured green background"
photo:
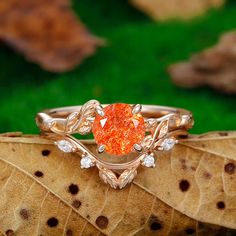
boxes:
[0,0,236,134]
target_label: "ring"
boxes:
[36,100,194,189]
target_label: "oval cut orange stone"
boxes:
[92,103,145,155]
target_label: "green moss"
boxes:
[0,0,236,134]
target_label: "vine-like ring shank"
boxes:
[36,104,194,133]
[35,102,194,189]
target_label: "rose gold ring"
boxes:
[36,100,194,189]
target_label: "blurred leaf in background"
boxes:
[0,0,236,134]
[130,0,225,20]
[0,0,103,72]
[169,31,236,94]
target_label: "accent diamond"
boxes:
[142,154,155,167]
[56,140,74,153]
[162,138,176,151]
[81,156,94,168]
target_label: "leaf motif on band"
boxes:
[148,114,183,151]
[97,165,138,189]
[118,167,138,189]
[74,100,100,134]
[158,120,169,139]
[65,112,80,133]
[144,118,170,150]
[98,166,118,189]
[49,100,100,135]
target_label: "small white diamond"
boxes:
[56,140,74,153]
[143,154,155,168]
[162,138,176,151]
[81,156,94,168]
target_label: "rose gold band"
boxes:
[42,104,191,117]
[36,100,194,189]
[36,104,194,134]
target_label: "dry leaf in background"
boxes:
[169,31,236,94]
[130,0,224,21]
[0,133,236,235]
[0,0,103,72]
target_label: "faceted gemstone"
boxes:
[142,154,155,167]
[92,103,145,155]
[162,138,176,151]
[56,140,74,153]
[80,156,94,168]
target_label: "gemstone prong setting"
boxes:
[142,153,156,168]
[80,154,94,168]
[92,103,145,155]
[95,105,105,117]
[133,143,142,152]
[97,144,106,153]
[132,104,142,114]
[37,100,194,189]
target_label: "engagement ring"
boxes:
[36,100,194,189]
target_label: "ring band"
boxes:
[36,100,194,189]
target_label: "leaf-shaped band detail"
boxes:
[97,165,139,189]
[36,100,100,135]
[36,101,193,188]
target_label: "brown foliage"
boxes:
[130,0,224,21]
[169,31,236,94]
[0,132,236,235]
[0,0,103,72]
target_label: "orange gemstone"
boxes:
[92,103,145,155]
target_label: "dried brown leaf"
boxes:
[0,0,103,72]
[0,133,235,235]
[169,31,236,94]
[130,0,224,21]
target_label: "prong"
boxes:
[157,146,164,151]
[71,147,77,152]
[149,152,155,157]
[132,104,142,114]
[133,143,142,152]
[96,105,104,117]
[81,152,87,158]
[97,145,106,153]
